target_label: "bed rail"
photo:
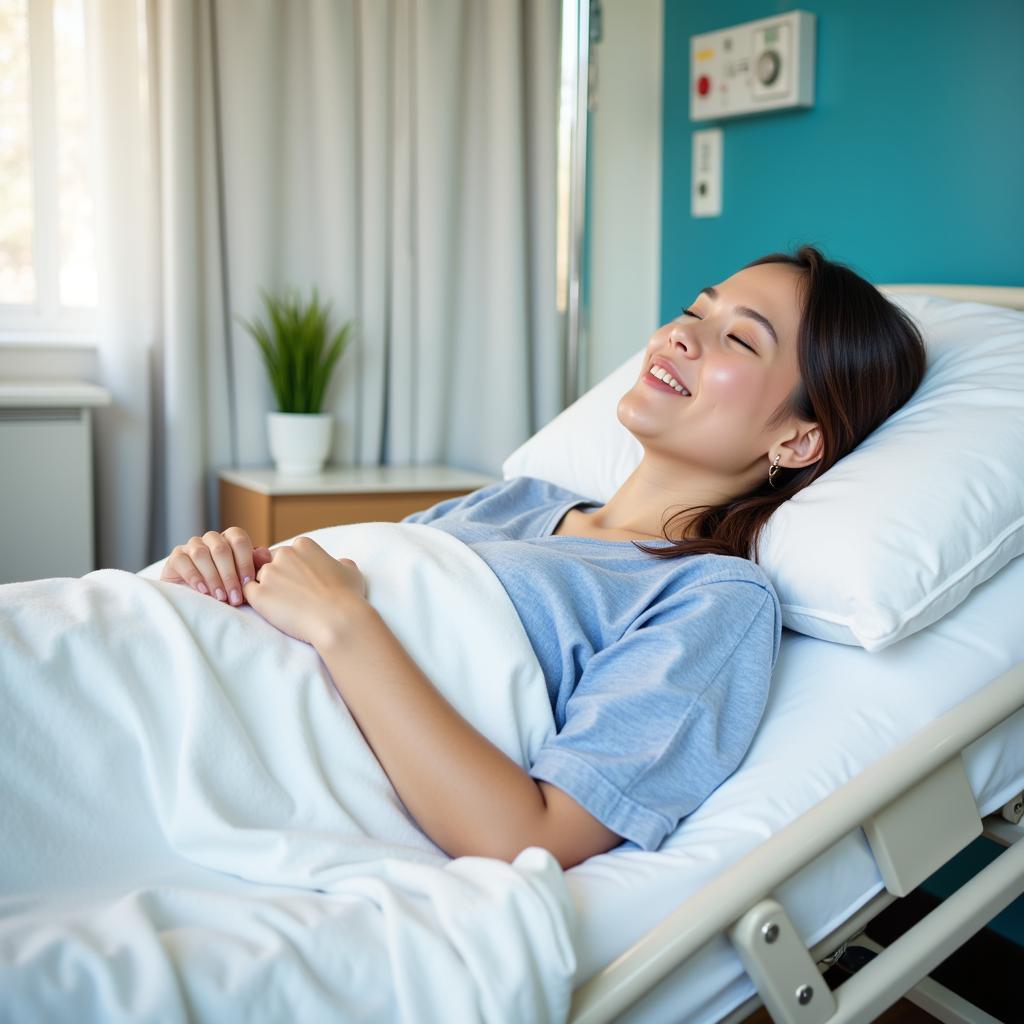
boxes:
[568,660,1024,1024]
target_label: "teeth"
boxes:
[650,366,690,395]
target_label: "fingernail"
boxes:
[230,589,240,604]
[196,582,208,595]
[242,576,250,585]
[216,588,226,601]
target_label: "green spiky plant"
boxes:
[238,288,352,414]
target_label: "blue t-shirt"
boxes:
[402,476,781,851]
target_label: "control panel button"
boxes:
[756,50,781,86]
[697,74,711,96]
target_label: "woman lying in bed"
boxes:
[159,245,926,871]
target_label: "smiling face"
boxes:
[617,261,817,495]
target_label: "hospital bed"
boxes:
[2,285,1021,1024]
[527,283,1024,1024]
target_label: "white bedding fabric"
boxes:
[4,521,1019,1024]
[0,522,576,1023]
[564,551,1024,1024]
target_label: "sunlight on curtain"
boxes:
[0,0,34,305]
[0,0,99,322]
[53,0,96,307]
[80,0,559,569]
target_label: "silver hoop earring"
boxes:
[768,454,782,489]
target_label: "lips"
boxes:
[648,357,691,395]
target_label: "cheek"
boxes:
[704,363,762,404]
[646,329,668,354]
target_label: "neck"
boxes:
[585,455,749,540]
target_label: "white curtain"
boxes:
[86,0,561,572]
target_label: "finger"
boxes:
[200,531,246,605]
[183,535,228,602]
[222,526,259,597]
[241,575,272,625]
[160,546,208,593]
[241,570,262,605]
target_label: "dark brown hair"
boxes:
[633,244,927,563]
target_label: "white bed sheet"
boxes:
[0,524,575,1023]
[564,552,1024,1024]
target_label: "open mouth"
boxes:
[647,365,690,395]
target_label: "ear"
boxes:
[776,421,823,470]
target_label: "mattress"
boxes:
[563,552,1024,1024]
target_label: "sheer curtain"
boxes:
[85,0,561,572]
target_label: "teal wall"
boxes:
[921,836,1024,948]
[661,0,1024,946]
[659,0,1024,323]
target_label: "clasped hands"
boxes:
[159,527,367,649]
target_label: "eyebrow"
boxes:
[699,286,778,346]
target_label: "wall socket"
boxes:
[692,128,722,217]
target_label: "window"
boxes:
[0,0,97,341]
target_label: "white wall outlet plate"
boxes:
[692,128,722,218]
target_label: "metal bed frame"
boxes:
[568,284,1024,1024]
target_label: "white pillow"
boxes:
[502,294,1024,651]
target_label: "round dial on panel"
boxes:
[756,49,781,86]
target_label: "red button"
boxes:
[697,75,711,96]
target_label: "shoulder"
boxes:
[472,475,596,517]
[684,552,777,595]
[406,475,591,528]
[651,551,778,604]
[642,552,782,663]
[458,475,590,505]
[502,475,595,503]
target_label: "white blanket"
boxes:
[0,522,576,1023]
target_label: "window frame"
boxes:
[0,0,98,346]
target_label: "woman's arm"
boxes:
[315,600,623,869]
[240,536,622,869]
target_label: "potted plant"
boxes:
[239,288,353,475]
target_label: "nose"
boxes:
[668,321,701,359]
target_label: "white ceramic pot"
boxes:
[267,411,334,475]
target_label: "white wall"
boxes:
[586,0,663,387]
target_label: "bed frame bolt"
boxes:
[762,922,779,943]
[796,984,814,1005]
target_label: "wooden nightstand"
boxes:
[218,464,498,548]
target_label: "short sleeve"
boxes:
[529,579,779,852]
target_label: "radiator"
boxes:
[0,382,111,584]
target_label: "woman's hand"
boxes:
[241,536,369,649]
[160,527,273,606]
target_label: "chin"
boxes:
[615,395,641,435]
[616,390,661,440]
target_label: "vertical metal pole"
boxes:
[208,0,239,470]
[556,0,590,409]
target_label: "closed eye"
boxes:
[729,335,756,352]
[680,307,757,353]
